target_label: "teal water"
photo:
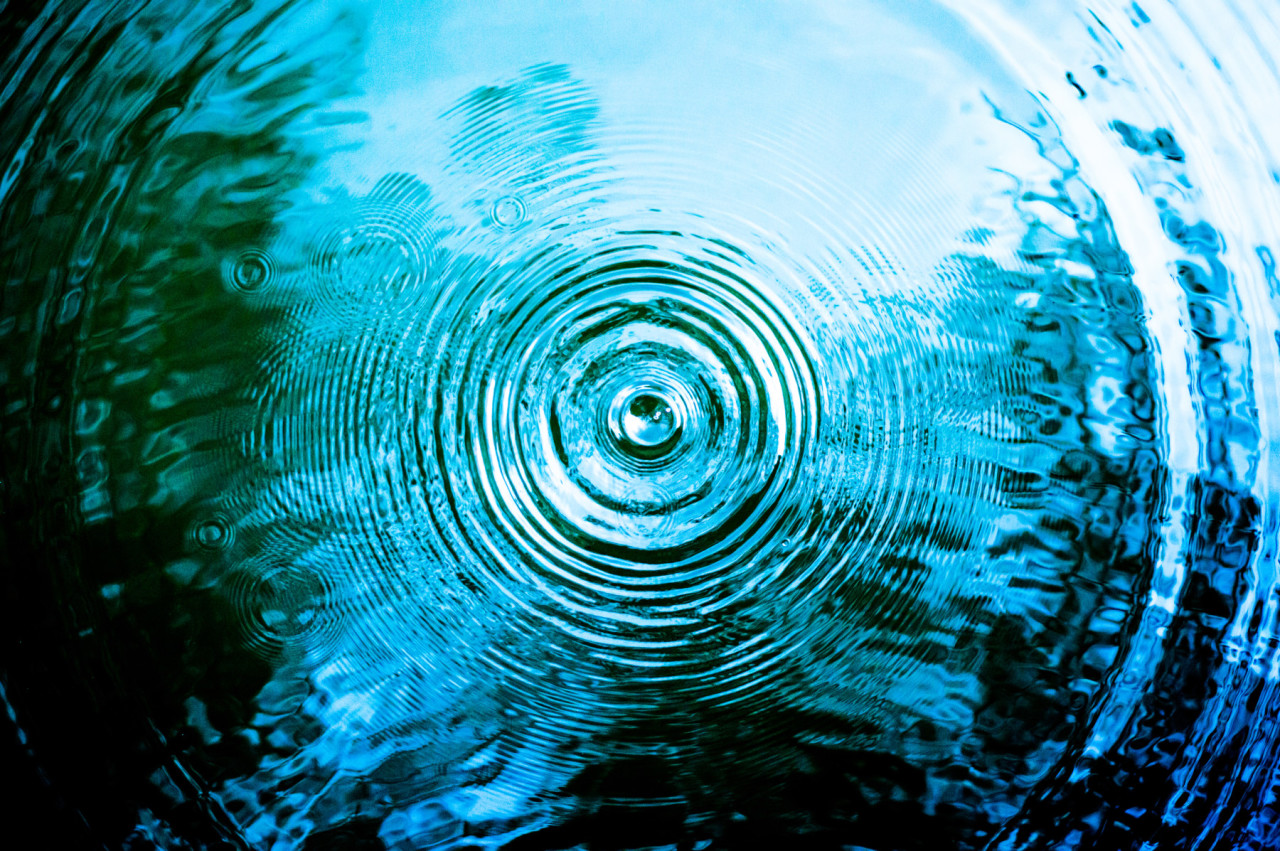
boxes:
[2,2,1279,849]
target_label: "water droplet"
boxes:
[619,391,681,455]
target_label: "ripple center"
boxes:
[613,389,683,458]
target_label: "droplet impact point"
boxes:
[224,248,275,294]
[616,390,682,457]
[193,515,233,550]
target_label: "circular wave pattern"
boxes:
[4,1,1280,850]
[191,514,234,551]
[438,243,819,638]
[308,174,438,308]
[226,558,341,658]
[223,248,278,294]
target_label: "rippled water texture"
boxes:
[3,1,1280,849]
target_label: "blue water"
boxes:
[2,1,1279,849]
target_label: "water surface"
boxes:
[2,1,1280,849]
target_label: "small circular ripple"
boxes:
[222,248,277,294]
[307,173,437,309]
[227,556,342,659]
[490,195,526,229]
[191,514,234,551]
